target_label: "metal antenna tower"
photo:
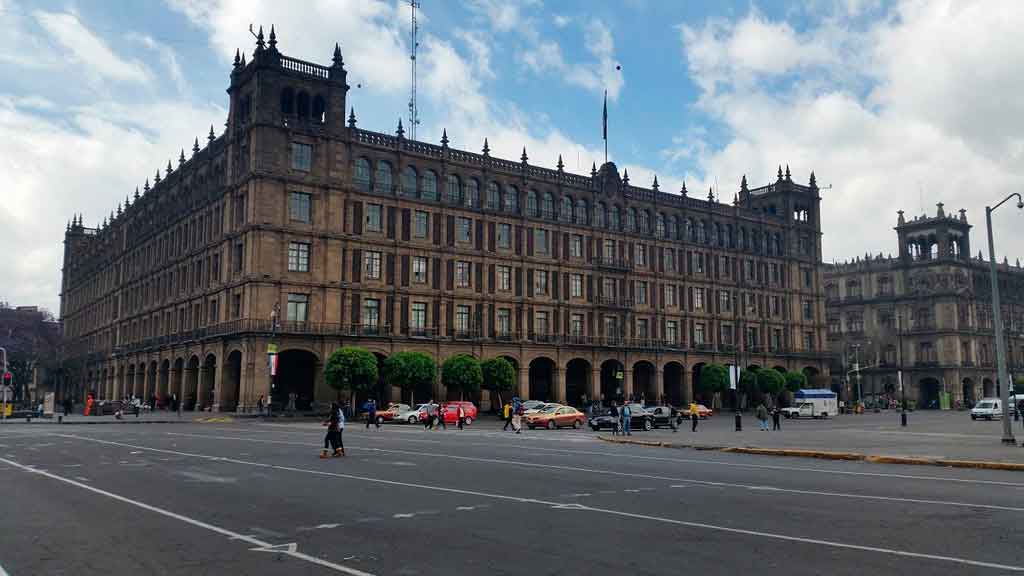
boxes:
[408,0,421,141]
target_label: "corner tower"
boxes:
[896,203,971,262]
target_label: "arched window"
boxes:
[354,157,371,191]
[609,205,620,229]
[774,233,782,255]
[447,174,462,204]
[709,222,719,246]
[466,178,480,207]
[421,170,438,200]
[280,87,294,114]
[560,196,573,222]
[696,221,706,243]
[486,182,500,210]
[655,213,666,237]
[666,215,677,239]
[727,224,735,248]
[526,190,538,216]
[575,198,588,225]
[504,185,519,213]
[595,202,606,228]
[625,207,636,232]
[401,166,418,197]
[715,223,724,247]
[296,91,310,118]
[684,218,693,241]
[638,210,650,235]
[374,160,392,193]
[312,95,326,123]
[542,192,555,218]
[740,228,748,250]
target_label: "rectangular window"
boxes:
[232,293,242,318]
[535,270,548,295]
[636,281,648,305]
[666,320,678,344]
[719,290,731,312]
[497,308,511,335]
[456,305,471,333]
[664,284,677,307]
[571,314,584,336]
[664,248,675,271]
[498,265,512,291]
[604,316,618,338]
[535,311,549,334]
[456,261,471,287]
[694,287,705,311]
[535,229,549,254]
[233,243,244,272]
[804,331,815,350]
[289,192,311,223]
[803,268,813,288]
[695,253,705,274]
[570,234,583,258]
[603,239,615,259]
[411,302,426,330]
[412,257,428,283]
[602,278,616,299]
[291,142,312,171]
[497,223,512,249]
[208,299,219,324]
[802,300,813,320]
[721,324,733,345]
[458,217,472,242]
[287,242,310,272]
[414,211,429,238]
[363,299,380,329]
[694,323,706,344]
[364,251,382,279]
[286,293,308,322]
[720,255,730,278]
[636,318,649,339]
[772,329,783,351]
[366,204,383,232]
[570,274,583,298]
[635,244,647,267]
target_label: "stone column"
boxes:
[623,366,633,401]
[590,368,601,404]
[552,368,565,403]
[518,367,529,400]
[655,369,664,404]
[210,362,222,412]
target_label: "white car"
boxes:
[971,399,1002,420]
[397,403,429,424]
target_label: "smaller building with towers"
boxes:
[825,203,1024,409]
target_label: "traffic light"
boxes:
[2,372,10,383]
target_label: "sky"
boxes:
[2,0,1024,315]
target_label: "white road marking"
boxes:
[201,426,1024,488]
[75,476,90,482]
[158,432,1024,514]
[316,523,341,529]
[561,493,592,498]
[0,455,374,576]
[393,513,415,518]
[54,435,1024,572]
[0,562,8,576]
[669,484,690,488]
[623,489,641,493]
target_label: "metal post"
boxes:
[1,347,7,424]
[898,315,907,427]
[986,199,1019,445]
[854,345,863,413]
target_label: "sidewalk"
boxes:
[602,410,1024,469]
[0,412,234,425]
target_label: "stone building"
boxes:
[59,31,829,412]
[825,203,1024,409]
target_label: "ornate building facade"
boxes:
[60,31,829,412]
[825,204,1024,408]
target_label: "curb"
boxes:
[597,436,1024,471]
[0,420,191,425]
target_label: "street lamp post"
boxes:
[985,193,1023,445]
[897,314,907,427]
[850,343,863,412]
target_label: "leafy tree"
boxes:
[757,368,786,404]
[697,364,729,402]
[324,347,378,411]
[481,357,516,408]
[738,368,758,396]
[382,351,435,407]
[784,371,807,393]
[442,354,483,401]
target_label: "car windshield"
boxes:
[976,402,994,409]
[539,406,560,413]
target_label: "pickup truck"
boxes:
[780,402,829,419]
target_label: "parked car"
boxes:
[678,404,713,419]
[971,399,1002,420]
[526,405,585,429]
[373,403,408,424]
[422,401,478,425]
[524,402,561,416]
[519,400,547,414]
[588,405,654,432]
[396,404,427,424]
[646,405,680,428]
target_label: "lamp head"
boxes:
[1016,199,1023,210]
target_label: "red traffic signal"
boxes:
[2,372,10,381]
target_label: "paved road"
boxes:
[1,421,1023,575]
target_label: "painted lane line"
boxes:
[160,432,1024,514]
[669,484,690,488]
[203,426,1024,488]
[393,513,415,518]
[0,456,374,576]
[455,506,475,511]
[53,435,1024,572]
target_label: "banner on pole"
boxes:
[269,354,278,377]
[729,366,740,390]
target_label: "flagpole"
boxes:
[603,90,608,165]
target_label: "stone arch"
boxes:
[664,361,686,405]
[280,86,294,114]
[276,349,319,412]
[632,361,657,404]
[160,359,172,405]
[221,350,242,412]
[982,377,995,399]
[199,353,217,411]
[565,358,591,407]
[802,366,820,379]
[919,377,942,409]
[312,94,326,123]
[600,359,624,402]
[692,363,708,404]
[772,365,787,374]
[528,357,556,402]
[962,377,974,407]
[185,356,201,411]
[296,91,310,118]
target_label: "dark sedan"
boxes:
[646,405,681,429]
[588,405,654,432]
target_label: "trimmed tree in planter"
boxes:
[383,351,436,407]
[481,357,516,411]
[442,354,483,401]
[697,364,729,405]
[757,368,786,407]
[324,347,378,414]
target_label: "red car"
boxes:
[419,401,478,425]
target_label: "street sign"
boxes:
[615,371,623,380]
[267,343,278,355]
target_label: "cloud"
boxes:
[128,33,188,96]
[34,10,151,83]
[518,17,624,99]
[678,0,1024,263]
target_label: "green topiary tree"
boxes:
[324,347,378,413]
[442,354,483,401]
[481,357,516,410]
[757,368,786,405]
[697,364,729,404]
[784,371,807,393]
[383,351,435,407]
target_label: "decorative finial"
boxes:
[102,216,107,228]
[179,149,185,166]
[144,178,150,192]
[897,209,905,225]
[557,154,564,172]
[520,146,528,164]
[134,186,139,201]
[154,169,161,184]
[256,25,265,51]
[959,208,967,222]
[233,49,241,68]
[208,125,215,144]
[652,175,659,191]
[396,118,404,138]
[785,164,791,181]
[193,137,200,154]
[117,202,122,216]
[708,187,714,203]
[936,202,945,218]
[622,169,629,185]
[741,174,748,191]
[591,162,597,177]
[777,165,783,181]
[333,43,344,67]
[809,171,817,189]
[441,129,449,147]
[733,192,739,205]
[268,25,277,50]
[482,138,490,156]
[240,52,246,66]
[166,159,173,174]
[681,181,687,196]
[347,107,356,128]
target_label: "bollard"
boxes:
[58,415,63,424]
[735,411,742,432]
[901,411,907,427]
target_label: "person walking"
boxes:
[256,395,265,415]
[436,402,447,430]
[690,401,699,432]
[321,402,343,458]
[609,403,619,436]
[502,402,513,431]
[457,404,466,430]
[756,402,769,431]
[423,400,434,430]
[771,406,782,431]
[621,402,632,436]
[366,399,377,429]
[512,403,524,434]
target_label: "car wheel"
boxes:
[464,417,473,426]
[971,415,976,421]
[643,419,653,432]
[547,420,557,430]
[376,416,384,425]
[528,425,536,430]
[408,416,418,424]
[572,420,581,429]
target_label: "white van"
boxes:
[970,398,1002,420]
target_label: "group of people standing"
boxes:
[755,402,783,431]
